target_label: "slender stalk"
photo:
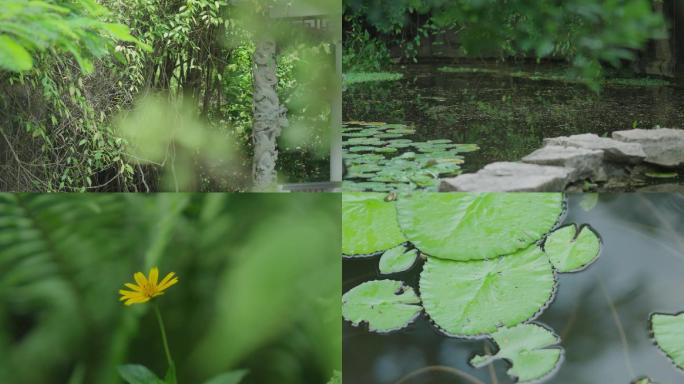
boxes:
[154,304,175,381]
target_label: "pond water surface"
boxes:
[343,193,684,384]
[344,64,684,175]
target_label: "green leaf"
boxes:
[342,193,406,255]
[0,35,33,72]
[397,193,564,261]
[326,371,341,384]
[420,245,556,336]
[202,370,248,384]
[342,280,421,333]
[118,365,165,384]
[544,224,601,272]
[470,323,563,383]
[631,377,656,384]
[650,312,684,370]
[164,364,176,384]
[379,245,418,274]
[102,23,137,42]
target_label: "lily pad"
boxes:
[650,312,684,371]
[342,193,406,255]
[544,224,601,272]
[645,172,678,179]
[631,378,656,384]
[379,245,418,274]
[420,245,556,337]
[342,280,422,333]
[470,323,563,383]
[397,193,564,261]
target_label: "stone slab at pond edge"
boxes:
[522,145,604,181]
[439,162,572,192]
[612,128,684,168]
[543,133,646,164]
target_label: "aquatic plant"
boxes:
[344,72,404,85]
[342,192,603,383]
[342,122,479,192]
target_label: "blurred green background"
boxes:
[0,193,341,384]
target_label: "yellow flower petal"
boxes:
[119,289,139,297]
[149,267,159,288]
[157,276,178,292]
[158,272,176,289]
[134,272,148,289]
[125,283,144,292]
[125,296,150,306]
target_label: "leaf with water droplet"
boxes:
[420,245,556,337]
[379,245,418,274]
[342,280,421,333]
[470,323,563,383]
[397,193,564,261]
[342,193,406,255]
[544,224,601,272]
[650,312,684,370]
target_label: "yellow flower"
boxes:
[119,267,178,306]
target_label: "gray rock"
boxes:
[612,128,684,168]
[522,145,604,181]
[544,133,646,164]
[439,162,572,192]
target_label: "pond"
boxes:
[343,193,684,384]
[343,63,684,177]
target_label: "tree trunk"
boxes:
[251,38,287,190]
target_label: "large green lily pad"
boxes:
[650,312,684,371]
[379,245,418,274]
[470,323,563,383]
[342,280,422,333]
[420,245,556,337]
[544,224,601,272]
[397,193,564,261]
[342,193,406,255]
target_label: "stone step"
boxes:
[612,128,684,168]
[439,162,572,192]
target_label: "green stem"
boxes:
[154,304,176,382]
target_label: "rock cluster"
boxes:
[440,128,684,192]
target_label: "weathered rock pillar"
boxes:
[252,37,287,190]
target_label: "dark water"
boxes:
[343,64,684,173]
[343,193,684,384]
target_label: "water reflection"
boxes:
[343,194,684,384]
[343,64,684,173]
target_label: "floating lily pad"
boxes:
[379,245,419,274]
[344,137,385,146]
[470,323,563,383]
[342,280,421,333]
[645,172,678,179]
[579,193,599,212]
[397,193,564,261]
[348,146,379,153]
[544,224,601,272]
[342,193,406,256]
[631,377,656,384]
[374,146,399,154]
[342,122,478,192]
[650,312,684,371]
[420,245,556,337]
